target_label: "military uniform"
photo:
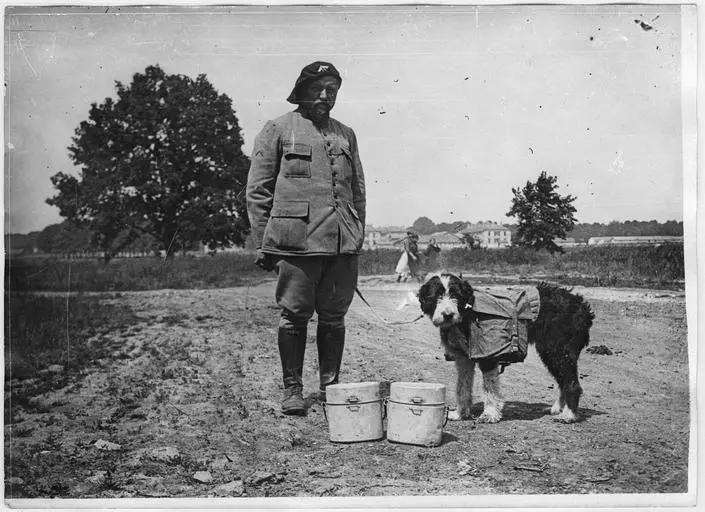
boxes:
[247,110,366,256]
[245,62,366,412]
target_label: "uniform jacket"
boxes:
[246,109,366,256]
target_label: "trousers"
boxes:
[274,255,358,389]
[275,255,358,329]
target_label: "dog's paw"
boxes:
[553,408,578,423]
[477,410,502,423]
[549,400,563,415]
[447,409,462,421]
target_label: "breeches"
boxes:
[275,255,358,329]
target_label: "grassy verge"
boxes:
[363,244,684,289]
[5,253,268,292]
[5,244,685,293]
[4,292,141,418]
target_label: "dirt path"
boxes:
[4,276,690,498]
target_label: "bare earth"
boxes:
[4,275,690,498]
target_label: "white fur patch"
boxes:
[440,275,451,290]
[431,296,460,326]
[479,366,504,423]
[431,276,461,326]
[556,407,577,423]
[447,409,461,421]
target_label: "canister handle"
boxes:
[382,397,388,420]
[346,396,360,404]
[322,402,328,423]
[410,396,425,404]
[443,405,450,427]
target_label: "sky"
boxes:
[3,3,691,234]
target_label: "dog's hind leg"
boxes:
[538,346,582,423]
[557,357,582,423]
[477,360,504,423]
[447,354,474,421]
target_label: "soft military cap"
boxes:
[286,61,342,104]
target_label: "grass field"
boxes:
[5,244,685,293]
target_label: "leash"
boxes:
[354,287,424,326]
[262,258,423,326]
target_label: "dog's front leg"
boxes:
[447,355,475,421]
[477,361,504,423]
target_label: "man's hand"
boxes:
[254,250,276,271]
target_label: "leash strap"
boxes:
[354,287,424,325]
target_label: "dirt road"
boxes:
[4,275,690,498]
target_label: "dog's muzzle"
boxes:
[431,297,461,326]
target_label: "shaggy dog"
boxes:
[418,274,595,423]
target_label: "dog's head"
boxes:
[417,273,475,327]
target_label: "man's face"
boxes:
[300,76,340,120]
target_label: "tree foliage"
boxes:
[47,65,250,260]
[36,222,93,255]
[410,216,436,235]
[506,171,577,253]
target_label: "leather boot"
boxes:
[278,326,307,415]
[317,324,345,399]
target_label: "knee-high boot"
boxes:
[317,324,345,392]
[278,326,307,414]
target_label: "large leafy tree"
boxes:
[506,171,577,253]
[47,65,250,260]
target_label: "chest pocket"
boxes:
[282,142,312,178]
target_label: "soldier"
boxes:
[246,61,366,415]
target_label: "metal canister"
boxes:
[323,382,384,443]
[386,382,448,447]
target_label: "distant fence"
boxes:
[587,236,683,246]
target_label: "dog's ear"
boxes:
[423,271,441,284]
[417,275,442,316]
[460,279,475,310]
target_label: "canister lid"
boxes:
[389,382,446,404]
[326,382,381,404]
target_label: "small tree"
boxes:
[36,221,93,256]
[411,216,436,235]
[48,65,250,260]
[506,171,577,253]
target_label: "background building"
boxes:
[459,222,512,249]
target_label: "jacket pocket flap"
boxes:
[271,201,309,218]
[282,142,312,158]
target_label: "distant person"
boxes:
[423,237,442,271]
[395,230,421,282]
[246,61,366,415]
